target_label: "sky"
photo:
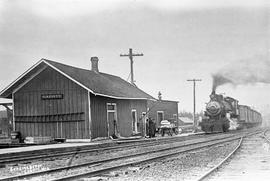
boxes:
[0,0,269,118]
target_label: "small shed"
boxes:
[0,57,154,140]
[147,93,178,127]
[178,117,194,126]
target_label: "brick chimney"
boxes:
[91,57,99,72]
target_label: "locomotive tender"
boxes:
[200,91,262,133]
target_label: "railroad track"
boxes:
[196,128,268,181]
[0,128,256,165]
[0,129,262,181]
[0,133,209,165]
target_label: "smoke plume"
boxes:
[212,54,270,92]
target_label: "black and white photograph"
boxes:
[0,0,269,180]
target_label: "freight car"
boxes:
[200,91,262,133]
[238,105,262,129]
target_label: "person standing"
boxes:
[149,118,156,138]
[112,119,119,139]
[145,118,149,138]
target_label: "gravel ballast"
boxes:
[90,140,240,181]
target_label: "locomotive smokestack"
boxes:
[210,90,216,100]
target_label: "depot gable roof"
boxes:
[0,58,155,100]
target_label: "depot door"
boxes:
[107,103,117,137]
[157,111,164,125]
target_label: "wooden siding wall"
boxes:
[119,99,147,137]
[147,100,178,127]
[14,67,89,139]
[90,95,109,138]
[90,95,147,138]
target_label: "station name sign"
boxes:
[41,94,64,100]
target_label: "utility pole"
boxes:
[120,48,143,85]
[187,79,202,130]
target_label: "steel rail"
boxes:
[1,133,249,181]
[0,133,207,164]
[196,137,243,181]
[196,129,264,181]
[49,136,244,181]
[0,129,262,181]
[0,133,243,181]
[0,128,253,164]
[50,129,262,181]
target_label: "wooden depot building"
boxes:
[0,57,155,140]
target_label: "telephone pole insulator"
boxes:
[187,79,202,130]
[120,48,143,86]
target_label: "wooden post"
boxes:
[187,79,202,129]
[88,91,92,141]
[12,93,15,131]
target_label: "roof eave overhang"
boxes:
[91,92,156,101]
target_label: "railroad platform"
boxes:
[0,132,202,158]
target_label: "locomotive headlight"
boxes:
[206,101,221,116]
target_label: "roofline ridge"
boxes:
[43,60,155,100]
[43,58,116,77]
[1,58,156,101]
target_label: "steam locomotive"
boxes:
[200,91,262,133]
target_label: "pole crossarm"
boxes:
[187,79,202,82]
[120,53,144,57]
[120,48,143,85]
